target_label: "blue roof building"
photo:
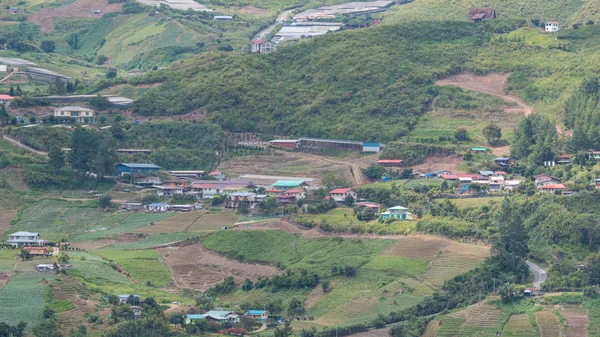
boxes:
[244,310,269,322]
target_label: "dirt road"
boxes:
[436,73,533,116]
[303,154,365,185]
[254,10,293,40]
[1,134,48,157]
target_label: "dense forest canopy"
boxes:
[132,21,523,142]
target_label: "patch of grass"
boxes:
[203,230,395,275]
[71,212,174,241]
[446,197,504,209]
[106,232,204,250]
[48,299,76,313]
[68,251,132,285]
[93,250,173,287]
[132,211,203,234]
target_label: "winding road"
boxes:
[526,260,547,288]
[2,134,48,157]
[254,9,293,41]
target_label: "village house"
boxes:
[170,205,194,212]
[7,232,47,247]
[154,185,185,197]
[147,203,170,212]
[114,163,161,176]
[362,142,384,153]
[555,154,573,165]
[284,189,306,199]
[186,310,240,325]
[504,180,523,191]
[244,310,269,323]
[595,179,600,189]
[468,8,496,21]
[273,180,309,190]
[329,188,357,202]
[252,40,275,53]
[8,7,19,14]
[34,264,57,272]
[23,246,52,257]
[545,21,559,32]
[0,94,15,107]
[54,106,95,123]
[167,170,205,179]
[478,170,495,177]
[470,147,487,154]
[376,159,404,168]
[131,306,143,319]
[269,139,300,149]
[265,189,285,196]
[214,15,234,21]
[121,202,144,211]
[380,206,411,220]
[534,174,562,188]
[189,180,251,199]
[538,183,567,194]
[225,192,257,209]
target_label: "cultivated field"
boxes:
[436,303,504,337]
[95,250,173,287]
[51,276,97,333]
[0,272,56,330]
[0,168,27,191]
[186,212,237,232]
[28,0,124,32]
[158,242,282,291]
[71,212,173,241]
[535,310,562,337]
[502,314,538,337]
[561,304,589,337]
[133,211,204,234]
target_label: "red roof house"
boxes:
[329,188,357,202]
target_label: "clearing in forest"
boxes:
[157,243,282,291]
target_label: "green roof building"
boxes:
[272,180,308,189]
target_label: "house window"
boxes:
[60,112,64,116]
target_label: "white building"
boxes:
[545,21,559,32]
[54,106,95,123]
[7,232,47,247]
[329,188,357,202]
[252,40,275,53]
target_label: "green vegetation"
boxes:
[0,272,56,329]
[71,212,173,241]
[203,230,394,275]
[94,250,173,287]
[361,256,427,277]
[106,232,204,249]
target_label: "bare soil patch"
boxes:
[349,328,390,337]
[0,168,28,191]
[52,276,98,333]
[220,151,377,185]
[157,243,283,291]
[411,155,465,175]
[0,272,10,291]
[0,209,17,234]
[561,305,589,337]
[28,0,124,33]
[305,282,333,309]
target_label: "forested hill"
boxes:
[132,21,521,142]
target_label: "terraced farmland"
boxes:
[382,235,454,259]
[561,304,589,337]
[132,211,204,234]
[158,243,282,291]
[51,276,98,332]
[107,232,203,249]
[436,303,504,337]
[421,252,488,287]
[535,310,562,337]
[186,212,238,232]
[502,314,538,337]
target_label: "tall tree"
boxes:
[68,128,99,171]
[93,135,117,175]
[0,105,9,125]
[482,123,502,145]
[492,198,530,269]
[48,145,65,172]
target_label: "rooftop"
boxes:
[117,163,161,169]
[273,180,306,187]
[0,95,16,100]
[55,106,94,112]
[8,231,39,237]
[330,188,353,194]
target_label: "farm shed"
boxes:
[114,163,161,175]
